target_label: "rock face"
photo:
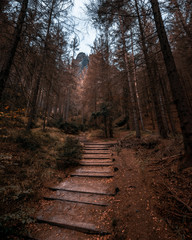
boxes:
[75,52,89,75]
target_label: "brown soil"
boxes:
[107,133,192,240]
[108,148,179,240]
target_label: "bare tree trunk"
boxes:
[26,0,55,130]
[0,0,28,100]
[65,87,70,122]
[159,72,177,135]
[119,15,141,138]
[143,71,156,130]
[150,0,192,169]
[43,78,53,131]
[27,69,42,130]
[135,0,168,138]
[131,32,145,131]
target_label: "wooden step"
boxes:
[84,148,110,150]
[83,157,111,159]
[49,186,115,196]
[43,190,110,206]
[75,166,112,173]
[71,172,114,178]
[37,216,110,235]
[83,152,110,154]
[80,162,113,166]
[44,196,108,206]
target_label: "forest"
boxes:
[0,0,192,239]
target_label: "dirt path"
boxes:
[109,148,180,240]
[28,139,117,240]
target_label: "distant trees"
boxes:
[0,0,29,100]
[0,0,81,130]
[1,0,192,166]
[85,0,192,166]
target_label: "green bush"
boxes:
[57,137,83,169]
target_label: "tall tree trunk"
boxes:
[135,0,168,138]
[159,70,177,136]
[131,32,145,131]
[119,15,141,138]
[0,0,28,100]
[43,78,53,131]
[26,0,55,129]
[150,0,192,168]
[27,69,42,130]
[143,71,156,130]
[65,87,70,121]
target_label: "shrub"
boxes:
[115,117,128,127]
[140,137,160,149]
[57,137,83,169]
[16,132,40,151]
[59,122,79,134]
[47,118,63,128]
[15,131,54,151]
[47,118,80,134]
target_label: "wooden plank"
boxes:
[43,196,108,206]
[71,172,114,178]
[83,157,111,160]
[37,216,110,235]
[48,186,115,196]
[80,160,113,164]
[75,166,112,174]
[80,162,113,166]
[85,143,116,145]
[83,152,110,154]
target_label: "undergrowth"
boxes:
[56,136,83,169]
[15,130,54,151]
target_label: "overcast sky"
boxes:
[71,0,97,56]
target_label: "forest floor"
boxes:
[0,127,192,240]
[108,130,192,240]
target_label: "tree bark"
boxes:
[119,14,141,138]
[26,0,55,129]
[150,0,192,168]
[135,0,168,138]
[131,32,145,131]
[0,0,28,100]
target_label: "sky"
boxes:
[71,0,97,56]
